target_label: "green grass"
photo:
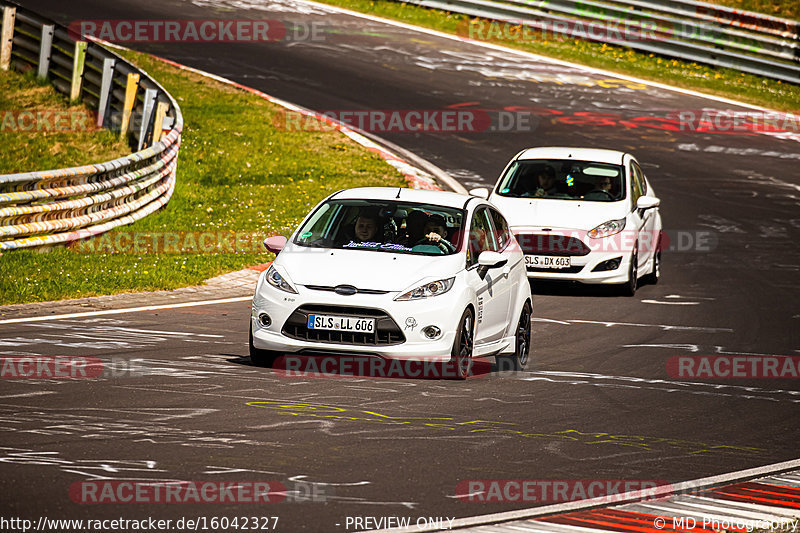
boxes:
[0,70,130,173]
[708,0,799,20]
[0,50,406,305]
[3,0,796,305]
[313,0,799,112]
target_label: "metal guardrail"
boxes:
[0,1,182,251]
[398,0,800,84]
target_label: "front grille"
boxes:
[305,285,389,295]
[526,265,584,274]
[282,304,405,346]
[514,233,591,256]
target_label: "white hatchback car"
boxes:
[250,187,533,378]
[473,147,662,295]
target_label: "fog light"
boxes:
[592,256,622,272]
[258,313,272,327]
[422,326,441,339]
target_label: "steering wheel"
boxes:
[586,189,614,200]
[415,237,441,246]
[413,237,453,254]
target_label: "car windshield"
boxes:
[495,159,626,202]
[293,199,465,255]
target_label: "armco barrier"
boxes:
[399,0,800,84]
[0,1,182,251]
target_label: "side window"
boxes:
[489,208,511,251]
[629,162,643,204]
[632,161,647,196]
[295,203,337,244]
[466,208,497,267]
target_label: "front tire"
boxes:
[497,301,532,372]
[643,241,661,285]
[450,308,474,380]
[249,325,281,367]
[620,246,638,296]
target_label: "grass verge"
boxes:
[313,0,799,112]
[0,49,407,305]
[0,69,130,174]
[708,0,799,20]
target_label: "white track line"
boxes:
[298,0,786,114]
[0,296,252,325]
[91,7,794,533]
[373,458,800,532]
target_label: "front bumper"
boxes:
[513,229,632,284]
[251,278,468,362]
[524,250,632,284]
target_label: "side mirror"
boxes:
[476,251,508,279]
[636,196,660,210]
[263,235,287,253]
[469,187,490,199]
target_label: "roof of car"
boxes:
[331,187,476,209]
[516,147,628,165]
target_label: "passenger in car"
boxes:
[352,210,381,242]
[338,209,383,246]
[533,167,558,197]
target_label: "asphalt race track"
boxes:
[3,0,800,530]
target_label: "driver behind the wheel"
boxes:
[596,176,612,193]
[420,214,456,254]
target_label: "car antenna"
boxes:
[395,187,402,199]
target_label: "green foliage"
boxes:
[0,69,129,173]
[0,50,407,304]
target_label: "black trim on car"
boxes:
[282,304,406,346]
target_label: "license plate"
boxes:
[525,255,571,269]
[307,314,375,333]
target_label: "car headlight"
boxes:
[588,218,626,239]
[265,264,297,294]
[395,277,455,301]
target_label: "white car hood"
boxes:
[490,195,629,231]
[275,245,462,292]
